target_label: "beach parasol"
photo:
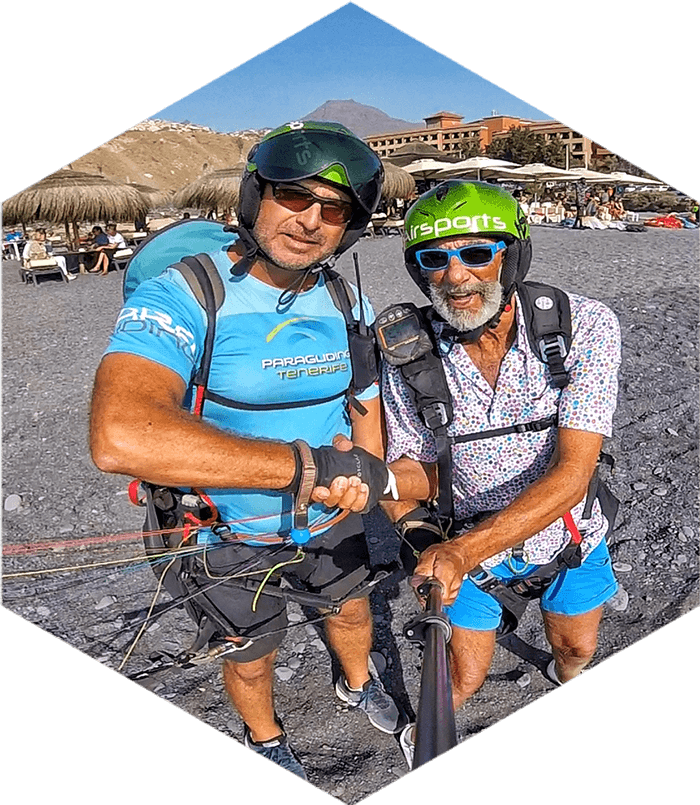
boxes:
[384,141,461,168]
[2,169,149,245]
[403,159,455,181]
[435,156,521,181]
[504,163,585,182]
[172,166,245,215]
[597,171,664,187]
[380,161,416,200]
[567,167,619,183]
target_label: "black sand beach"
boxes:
[2,224,698,802]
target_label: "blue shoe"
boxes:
[244,727,307,780]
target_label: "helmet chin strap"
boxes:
[226,223,337,310]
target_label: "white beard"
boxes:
[429,280,503,332]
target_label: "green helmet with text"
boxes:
[403,180,532,298]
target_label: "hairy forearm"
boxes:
[379,456,437,521]
[450,460,593,569]
[89,357,297,489]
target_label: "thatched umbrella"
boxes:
[173,166,245,217]
[3,169,149,246]
[381,161,416,200]
[127,182,170,210]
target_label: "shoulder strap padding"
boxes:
[323,268,378,400]
[170,254,226,393]
[173,253,226,313]
[324,268,357,323]
[517,281,572,389]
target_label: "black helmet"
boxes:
[238,120,384,258]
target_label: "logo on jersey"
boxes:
[262,317,349,380]
[115,307,196,361]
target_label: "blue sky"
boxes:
[154,4,550,132]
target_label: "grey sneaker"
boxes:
[244,727,307,780]
[335,674,401,734]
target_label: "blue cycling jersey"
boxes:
[104,243,378,543]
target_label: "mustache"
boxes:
[442,280,494,297]
[281,228,324,244]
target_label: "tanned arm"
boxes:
[89,353,297,489]
[413,427,604,604]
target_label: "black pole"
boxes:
[405,579,458,769]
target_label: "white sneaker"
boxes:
[545,659,563,686]
[399,723,415,769]
[545,658,588,685]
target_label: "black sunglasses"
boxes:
[270,183,353,225]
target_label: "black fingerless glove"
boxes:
[395,506,444,574]
[309,444,392,513]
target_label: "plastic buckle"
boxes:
[469,567,501,593]
[422,402,449,429]
[539,335,567,362]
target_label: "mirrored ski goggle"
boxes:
[270,183,354,225]
[250,129,383,213]
[414,241,507,271]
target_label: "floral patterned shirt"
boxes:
[383,291,621,568]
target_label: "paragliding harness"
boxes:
[375,281,619,635]
[121,220,383,658]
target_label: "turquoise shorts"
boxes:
[445,538,618,631]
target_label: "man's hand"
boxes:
[411,540,472,606]
[310,435,397,513]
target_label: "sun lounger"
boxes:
[20,258,68,286]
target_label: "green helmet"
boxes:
[238,120,384,258]
[403,180,532,298]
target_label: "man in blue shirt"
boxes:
[90,123,400,778]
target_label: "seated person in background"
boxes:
[610,199,625,220]
[22,228,75,281]
[106,223,127,251]
[598,202,612,222]
[88,225,115,276]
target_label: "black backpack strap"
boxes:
[517,281,572,389]
[397,307,455,521]
[171,253,225,415]
[324,267,379,409]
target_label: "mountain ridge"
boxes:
[62,100,426,194]
[301,99,419,139]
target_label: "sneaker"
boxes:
[335,673,401,734]
[544,658,563,686]
[399,723,415,770]
[243,727,307,780]
[544,660,587,688]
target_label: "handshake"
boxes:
[288,435,398,514]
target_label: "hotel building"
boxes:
[366,111,612,168]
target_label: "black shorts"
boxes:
[178,513,371,663]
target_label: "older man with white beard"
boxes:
[375,181,621,768]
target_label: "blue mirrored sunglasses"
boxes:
[415,241,507,271]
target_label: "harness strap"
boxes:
[202,387,347,411]
[290,439,316,544]
[468,506,584,636]
[451,414,558,444]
